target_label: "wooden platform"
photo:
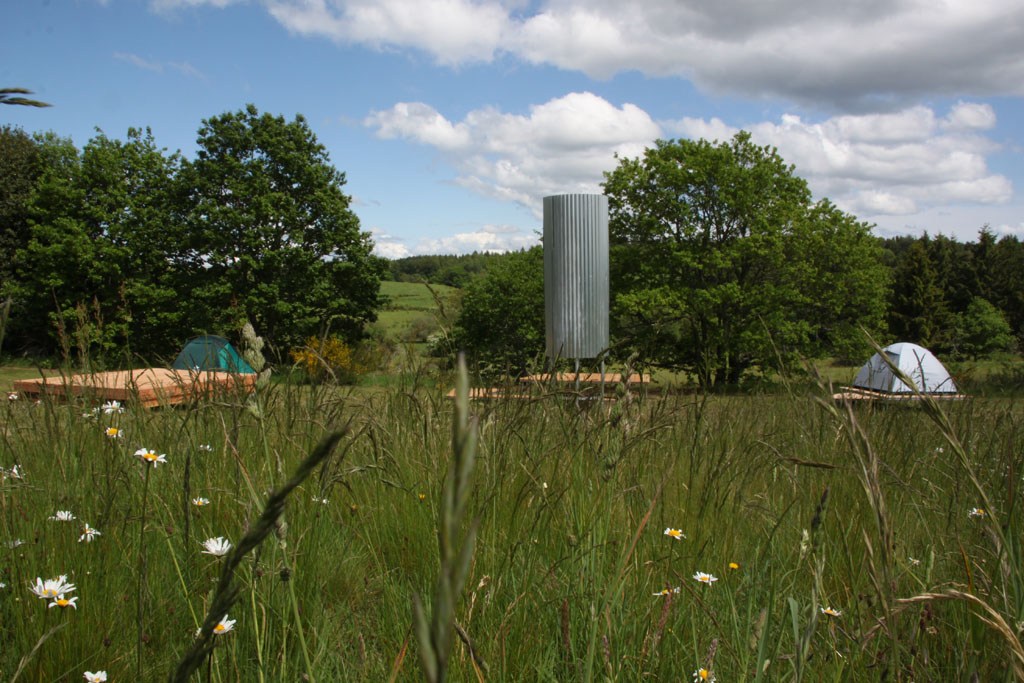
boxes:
[832,386,967,403]
[12,368,257,408]
[520,372,650,385]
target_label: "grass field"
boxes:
[3,359,1024,680]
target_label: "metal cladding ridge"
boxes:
[543,194,610,359]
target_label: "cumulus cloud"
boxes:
[370,223,538,257]
[159,0,1024,108]
[366,91,659,214]
[665,103,1011,219]
[368,92,1010,227]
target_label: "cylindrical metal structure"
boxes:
[543,194,609,359]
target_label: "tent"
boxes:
[172,336,255,374]
[853,342,957,394]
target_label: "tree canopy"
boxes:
[603,132,889,387]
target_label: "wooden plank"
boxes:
[519,372,650,385]
[13,369,257,407]
[832,386,966,402]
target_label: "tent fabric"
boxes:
[172,336,255,374]
[853,342,957,394]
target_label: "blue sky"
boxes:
[5,0,1024,257]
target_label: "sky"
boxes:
[4,0,1024,258]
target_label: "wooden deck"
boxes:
[12,368,257,408]
[447,372,651,401]
[832,386,967,403]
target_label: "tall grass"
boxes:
[1,370,1022,680]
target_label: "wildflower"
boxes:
[418,493,427,501]
[198,444,212,452]
[192,497,210,507]
[311,496,329,505]
[49,594,78,609]
[83,672,108,682]
[729,562,740,570]
[79,524,101,543]
[693,572,718,585]
[8,538,25,548]
[213,616,236,634]
[50,510,76,522]
[653,587,680,596]
[104,427,122,439]
[693,668,715,682]
[820,606,842,617]
[349,504,357,514]
[134,447,167,467]
[908,556,921,566]
[198,615,237,636]
[201,537,232,557]
[0,582,7,588]
[101,400,124,414]
[28,576,76,600]
[663,528,686,540]
[968,507,985,518]
[7,392,18,400]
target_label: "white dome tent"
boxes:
[837,342,963,402]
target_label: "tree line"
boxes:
[0,106,385,364]
[452,134,1022,387]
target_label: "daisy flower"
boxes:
[8,538,25,548]
[49,594,78,609]
[50,510,76,522]
[7,392,18,401]
[201,537,232,557]
[213,616,236,634]
[908,556,921,566]
[968,507,985,518]
[192,497,210,507]
[693,668,715,682]
[29,576,76,600]
[83,672,108,682]
[198,444,213,452]
[134,448,168,467]
[79,524,101,543]
[311,496,329,504]
[101,400,124,414]
[4,465,24,480]
[820,606,842,617]
[663,528,686,540]
[104,427,122,439]
[693,571,718,585]
[652,587,680,597]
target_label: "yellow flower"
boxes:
[418,493,427,501]
[663,528,686,540]
[729,562,740,570]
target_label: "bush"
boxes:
[289,335,365,384]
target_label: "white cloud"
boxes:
[369,226,411,259]
[114,52,164,71]
[171,0,1024,107]
[409,226,540,254]
[996,222,1024,237]
[665,102,1011,221]
[366,91,659,214]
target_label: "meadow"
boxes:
[3,358,1024,681]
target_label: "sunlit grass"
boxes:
[1,375,1023,680]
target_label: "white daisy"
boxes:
[78,524,101,543]
[693,571,718,585]
[192,497,210,507]
[7,392,18,401]
[198,444,213,452]
[28,575,76,600]
[49,510,76,522]
[652,587,681,596]
[201,537,232,557]
[134,448,168,467]
[101,400,124,414]
[663,528,686,540]
[820,606,842,617]
[48,594,78,609]
[213,616,236,634]
[83,672,108,682]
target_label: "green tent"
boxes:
[172,335,255,374]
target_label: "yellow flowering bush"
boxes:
[290,335,365,383]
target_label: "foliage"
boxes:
[0,126,42,290]
[0,87,51,108]
[389,252,505,287]
[957,297,1013,359]
[5,128,186,361]
[603,132,888,388]
[290,335,365,383]
[181,104,386,354]
[453,247,544,375]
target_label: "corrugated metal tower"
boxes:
[543,194,609,361]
